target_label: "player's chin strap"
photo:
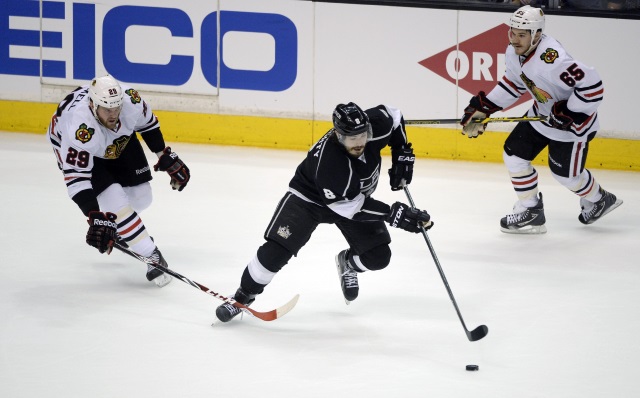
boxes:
[112,241,299,322]
[403,186,488,342]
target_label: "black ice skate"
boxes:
[145,247,172,288]
[215,287,256,323]
[335,249,359,304]
[578,188,623,225]
[500,193,547,234]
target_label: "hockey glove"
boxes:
[460,91,502,138]
[388,143,415,191]
[386,202,432,233]
[154,147,190,191]
[548,100,590,131]
[86,211,117,254]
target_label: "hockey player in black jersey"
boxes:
[216,102,432,322]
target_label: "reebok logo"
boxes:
[92,219,117,229]
[418,24,531,111]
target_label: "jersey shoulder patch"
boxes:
[539,48,559,64]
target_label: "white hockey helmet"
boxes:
[89,75,123,118]
[509,5,545,37]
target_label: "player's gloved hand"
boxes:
[154,147,190,191]
[86,211,117,254]
[386,202,433,233]
[548,100,589,131]
[548,101,573,130]
[388,143,415,191]
[460,91,502,138]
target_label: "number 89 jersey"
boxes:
[487,34,604,142]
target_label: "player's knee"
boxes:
[257,240,293,273]
[359,245,391,271]
[552,171,583,191]
[124,183,153,212]
[503,151,532,174]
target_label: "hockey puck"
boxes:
[466,365,479,371]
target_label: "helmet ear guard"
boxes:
[89,75,124,119]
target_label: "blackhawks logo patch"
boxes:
[520,72,552,104]
[104,135,131,159]
[75,123,94,143]
[540,48,559,64]
[125,88,141,104]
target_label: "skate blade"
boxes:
[586,199,623,224]
[152,274,172,288]
[500,224,547,234]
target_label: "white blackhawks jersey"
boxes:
[487,34,604,142]
[47,84,159,199]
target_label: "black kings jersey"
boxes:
[288,105,409,222]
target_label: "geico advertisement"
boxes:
[1,0,299,95]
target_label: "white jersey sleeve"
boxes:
[487,34,603,142]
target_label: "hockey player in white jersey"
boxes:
[47,75,191,286]
[215,102,432,322]
[460,5,622,234]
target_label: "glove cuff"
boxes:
[471,91,502,115]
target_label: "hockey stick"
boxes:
[403,187,488,342]
[405,115,547,125]
[112,241,299,322]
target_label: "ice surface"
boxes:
[1,132,639,398]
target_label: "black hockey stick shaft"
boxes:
[112,241,299,321]
[405,115,547,125]
[403,187,488,342]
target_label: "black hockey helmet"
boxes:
[332,102,370,136]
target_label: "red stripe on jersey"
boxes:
[574,114,595,132]
[572,142,583,176]
[503,76,520,92]
[584,89,604,98]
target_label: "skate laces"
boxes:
[506,209,529,225]
[341,267,358,288]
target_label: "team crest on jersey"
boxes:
[520,72,552,103]
[125,88,141,104]
[104,135,130,159]
[540,48,559,64]
[75,123,94,143]
[277,225,292,239]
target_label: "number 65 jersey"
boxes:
[486,34,604,142]
[46,85,159,200]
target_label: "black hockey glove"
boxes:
[154,147,190,191]
[386,202,432,233]
[388,143,415,191]
[460,91,502,138]
[548,100,590,131]
[86,211,117,254]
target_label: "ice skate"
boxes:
[335,249,359,304]
[145,247,172,288]
[500,193,547,234]
[579,188,623,225]
[215,287,256,323]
